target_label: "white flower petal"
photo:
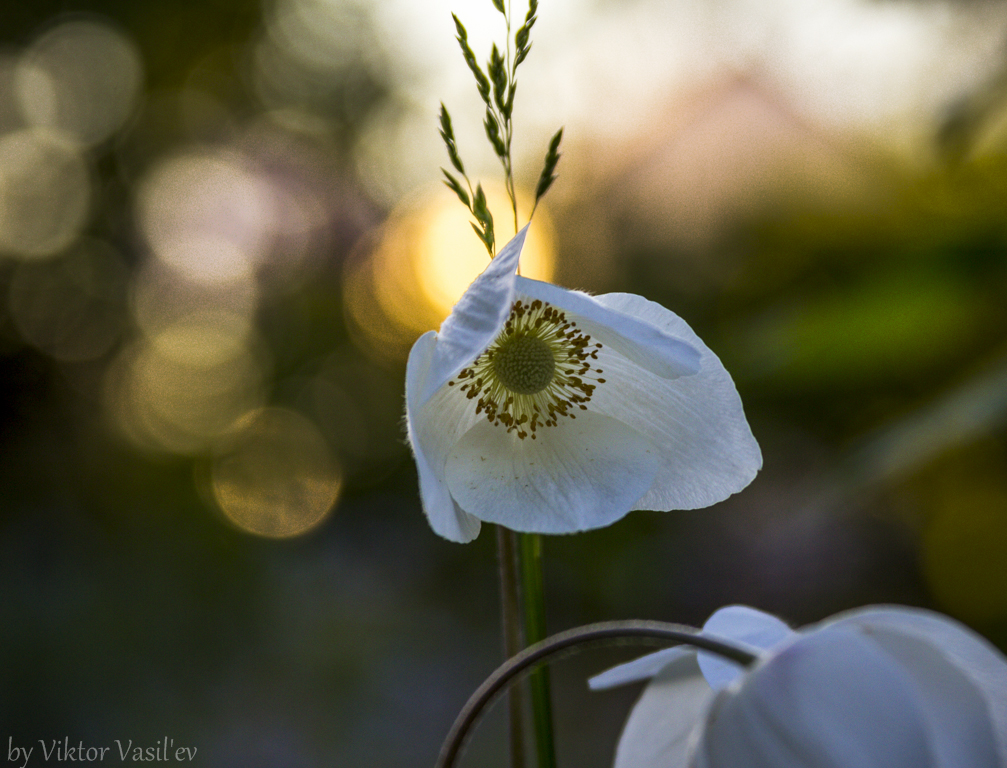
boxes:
[514,276,701,379]
[589,646,695,691]
[699,606,797,692]
[866,627,999,768]
[444,411,659,534]
[823,606,1007,766]
[612,655,713,768]
[407,228,760,540]
[693,627,940,768]
[405,331,481,542]
[589,607,786,692]
[418,226,528,404]
[584,292,761,510]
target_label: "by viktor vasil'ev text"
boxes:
[8,737,197,766]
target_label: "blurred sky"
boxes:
[3,0,1007,765]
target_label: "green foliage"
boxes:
[504,82,516,120]
[489,44,508,115]
[534,128,563,205]
[439,0,561,254]
[471,184,496,253]
[453,14,491,104]
[439,101,494,254]
[442,169,470,209]
[515,0,537,68]
[439,103,466,175]
[484,109,507,158]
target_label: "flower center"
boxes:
[491,333,555,395]
[448,299,606,440]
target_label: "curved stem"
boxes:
[435,620,758,768]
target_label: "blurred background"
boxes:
[3,0,1007,764]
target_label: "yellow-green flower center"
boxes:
[448,299,607,440]
[491,333,555,395]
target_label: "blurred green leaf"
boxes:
[740,271,988,388]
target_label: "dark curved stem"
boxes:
[436,620,758,768]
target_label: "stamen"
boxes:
[446,299,608,439]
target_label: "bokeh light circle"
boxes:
[0,128,90,259]
[0,53,24,133]
[137,150,277,285]
[105,318,269,455]
[8,237,128,361]
[414,188,555,317]
[211,407,341,538]
[130,259,259,342]
[15,19,143,146]
[343,184,555,366]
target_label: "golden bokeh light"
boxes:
[251,0,379,113]
[414,186,555,317]
[105,318,268,455]
[0,54,23,133]
[130,259,259,342]
[14,19,143,147]
[211,407,341,538]
[147,313,253,368]
[342,232,425,367]
[266,0,366,75]
[8,238,128,361]
[136,150,277,285]
[0,128,91,259]
[344,184,555,366]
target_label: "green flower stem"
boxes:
[519,532,556,768]
[496,526,527,768]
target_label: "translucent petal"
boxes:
[405,331,481,542]
[418,226,528,404]
[583,293,761,510]
[444,411,659,533]
[514,277,701,379]
[693,627,939,768]
[590,607,786,691]
[589,646,695,690]
[612,655,712,768]
[699,606,796,692]
[822,606,1007,766]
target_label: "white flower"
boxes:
[590,604,1007,768]
[405,226,761,542]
